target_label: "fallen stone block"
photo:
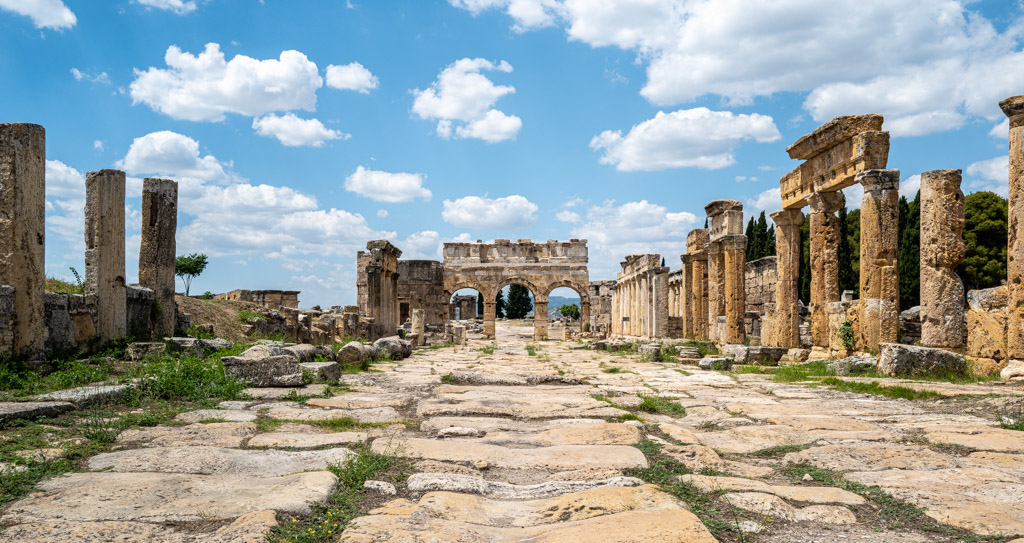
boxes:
[878,343,965,377]
[721,345,787,365]
[299,361,340,383]
[1002,360,1024,382]
[698,357,732,371]
[336,341,366,365]
[200,338,233,351]
[827,355,878,376]
[373,336,412,360]
[0,401,74,425]
[283,343,318,362]
[639,344,661,359]
[125,342,166,362]
[221,355,303,387]
[34,384,131,406]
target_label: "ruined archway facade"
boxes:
[443,239,590,340]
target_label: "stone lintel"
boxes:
[786,114,884,160]
[770,208,804,227]
[686,229,710,253]
[781,130,890,209]
[704,241,722,255]
[857,168,900,193]
[704,199,742,217]
[366,239,402,258]
[708,209,744,242]
[808,191,846,214]
[1000,95,1024,119]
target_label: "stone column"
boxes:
[580,301,590,333]
[808,191,844,348]
[857,169,900,351]
[920,169,966,348]
[681,255,694,338]
[411,308,425,347]
[534,300,548,340]
[610,285,620,336]
[652,269,669,338]
[770,209,804,348]
[722,235,747,345]
[691,254,709,339]
[705,242,723,341]
[639,274,648,337]
[0,123,45,358]
[483,301,496,339]
[1002,96,1024,362]
[140,178,178,338]
[85,170,127,342]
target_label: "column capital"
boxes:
[720,234,747,252]
[704,241,723,255]
[857,168,900,193]
[808,190,845,214]
[770,208,804,227]
[1001,95,1024,119]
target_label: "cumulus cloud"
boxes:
[556,210,581,223]
[745,187,782,218]
[569,199,699,279]
[449,0,564,31]
[136,0,196,14]
[325,62,379,93]
[965,156,1009,196]
[900,173,922,199]
[252,113,347,147]
[45,160,85,199]
[442,195,538,230]
[990,118,1010,139]
[398,230,443,259]
[456,0,1024,138]
[377,209,389,218]
[130,43,323,122]
[590,108,780,171]
[412,58,522,142]
[344,166,432,203]
[117,130,235,183]
[0,0,76,29]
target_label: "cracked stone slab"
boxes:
[782,442,958,472]
[923,425,1024,453]
[0,401,74,424]
[34,384,132,406]
[721,492,858,524]
[174,409,258,423]
[678,474,865,505]
[696,424,894,454]
[257,403,402,423]
[87,446,354,476]
[421,417,605,434]
[0,471,338,523]
[407,472,644,499]
[372,438,647,471]
[475,423,642,446]
[0,509,278,543]
[116,422,257,448]
[305,392,415,409]
[417,386,623,419]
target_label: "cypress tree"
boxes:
[505,284,533,319]
[846,208,861,293]
[755,211,769,260]
[495,289,506,318]
[958,191,1007,291]
[766,225,776,256]
[476,292,483,317]
[745,217,757,261]
[837,206,855,294]
[897,192,921,310]
[799,213,811,303]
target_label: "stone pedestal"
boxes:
[452,324,467,345]
[139,178,178,338]
[580,301,590,333]
[770,209,803,348]
[483,302,496,339]
[920,169,966,349]
[722,235,747,344]
[808,191,844,348]
[85,170,127,342]
[411,308,425,347]
[534,301,548,340]
[1002,96,1024,363]
[857,169,900,351]
[0,123,45,358]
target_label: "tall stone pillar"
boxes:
[611,285,620,336]
[722,235,747,345]
[691,257,709,340]
[681,255,694,338]
[705,242,723,341]
[534,301,549,340]
[1002,96,1024,362]
[580,301,590,333]
[639,274,648,337]
[652,269,669,338]
[0,123,45,358]
[808,191,844,348]
[139,178,178,338]
[85,169,127,342]
[857,169,900,351]
[920,169,966,348]
[483,301,496,339]
[770,209,804,348]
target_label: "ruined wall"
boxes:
[588,280,614,334]
[397,260,446,326]
[745,256,777,339]
[449,295,476,321]
[215,289,300,309]
[613,254,669,338]
[358,240,402,340]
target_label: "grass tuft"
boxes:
[636,395,686,417]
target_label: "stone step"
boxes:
[371,438,647,471]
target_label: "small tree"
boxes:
[175,253,209,297]
[558,303,580,320]
[504,284,533,319]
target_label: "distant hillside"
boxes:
[545,295,581,319]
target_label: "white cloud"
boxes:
[965,156,1009,196]
[900,174,921,200]
[398,230,443,259]
[344,166,432,203]
[118,130,234,183]
[412,58,521,142]
[71,68,111,85]
[130,43,323,122]
[590,108,780,171]
[461,0,1024,138]
[990,118,1010,139]
[252,113,347,147]
[377,209,389,218]
[325,62,379,93]
[745,188,782,218]
[449,0,564,32]
[93,140,104,151]
[556,210,581,223]
[136,0,197,14]
[0,0,75,29]
[442,194,538,230]
[45,160,85,199]
[569,199,698,279]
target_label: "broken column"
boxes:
[85,170,127,342]
[1003,96,1024,373]
[687,229,710,340]
[920,169,966,348]
[770,209,804,348]
[483,300,496,339]
[807,191,844,348]
[361,240,402,339]
[411,308,425,347]
[722,234,747,345]
[0,123,45,358]
[139,178,178,338]
[857,169,901,351]
[534,300,549,340]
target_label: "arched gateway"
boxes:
[443,239,590,340]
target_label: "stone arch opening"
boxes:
[447,287,482,321]
[546,282,591,334]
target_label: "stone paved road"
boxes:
[3,322,1024,542]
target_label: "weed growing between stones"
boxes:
[606,413,642,423]
[770,361,831,382]
[525,345,537,356]
[602,366,623,373]
[439,373,458,384]
[636,395,686,416]
[997,403,1024,430]
[818,378,943,400]
[748,444,812,457]
[237,309,265,323]
[684,340,720,357]
[128,352,246,403]
[479,343,498,355]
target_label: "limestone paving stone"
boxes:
[783,442,958,472]
[115,422,257,448]
[721,492,858,525]
[923,425,1024,453]
[679,474,865,505]
[258,402,402,423]
[305,392,415,409]
[406,472,645,499]
[86,445,354,476]
[0,401,73,424]
[175,409,258,423]
[0,510,279,543]
[372,437,648,471]
[34,384,131,406]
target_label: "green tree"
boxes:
[504,284,533,319]
[558,303,580,320]
[745,216,758,261]
[799,213,811,303]
[495,290,505,318]
[755,211,770,259]
[846,208,861,292]
[476,292,483,318]
[837,206,856,294]
[766,224,776,256]
[958,191,1008,291]
[175,253,209,297]
[898,192,921,310]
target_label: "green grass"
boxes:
[127,353,246,404]
[479,343,497,355]
[997,403,1024,431]
[783,463,924,528]
[607,413,643,423]
[770,360,830,382]
[439,373,458,384]
[602,366,623,374]
[636,395,686,417]
[748,444,812,457]
[730,365,767,374]
[656,346,679,362]
[683,340,720,358]
[0,357,114,398]
[268,446,405,543]
[525,345,537,356]
[819,377,943,401]
[238,309,265,323]
[673,369,692,376]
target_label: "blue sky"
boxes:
[1,0,1021,306]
